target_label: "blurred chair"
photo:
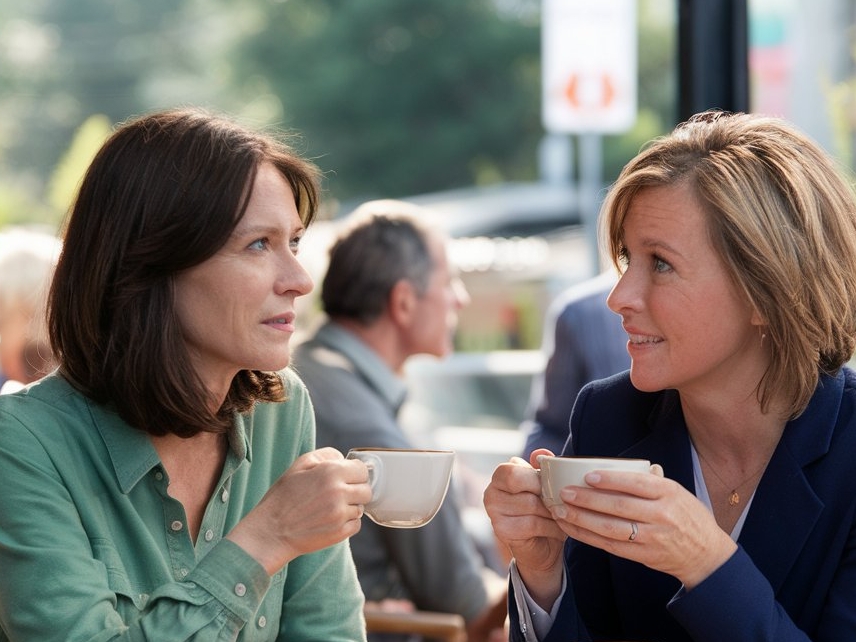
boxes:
[364,604,467,642]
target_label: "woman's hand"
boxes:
[549,464,737,588]
[483,449,568,610]
[227,447,372,575]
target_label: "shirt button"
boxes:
[179,568,188,578]
[204,529,214,542]
[258,616,267,628]
[154,471,164,481]
[234,583,247,597]
[221,488,230,503]
[170,520,183,532]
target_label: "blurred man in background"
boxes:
[291,200,506,642]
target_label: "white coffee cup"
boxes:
[347,448,455,528]
[537,455,652,507]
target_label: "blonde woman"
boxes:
[485,111,856,641]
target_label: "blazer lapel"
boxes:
[738,447,823,591]
[621,390,696,494]
[736,372,842,592]
[621,374,841,594]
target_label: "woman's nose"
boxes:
[606,270,636,315]
[277,254,314,297]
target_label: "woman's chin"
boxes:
[628,369,668,393]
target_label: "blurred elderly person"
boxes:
[0,108,372,641]
[291,201,507,642]
[0,226,61,393]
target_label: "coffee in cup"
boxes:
[347,448,455,528]
[538,455,652,507]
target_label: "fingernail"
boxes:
[585,472,601,484]
[552,505,568,519]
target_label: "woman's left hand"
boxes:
[549,465,737,589]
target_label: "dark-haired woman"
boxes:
[0,108,372,641]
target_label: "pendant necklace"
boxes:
[696,448,771,507]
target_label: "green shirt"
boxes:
[0,370,366,642]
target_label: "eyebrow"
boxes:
[639,237,686,260]
[232,223,304,239]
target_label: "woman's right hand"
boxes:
[483,449,568,609]
[227,447,372,575]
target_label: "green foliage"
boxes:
[235,0,542,205]
[0,183,58,230]
[0,0,679,226]
[47,114,112,216]
[0,0,236,227]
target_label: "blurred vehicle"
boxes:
[402,181,595,350]
[401,349,544,436]
[296,180,597,350]
[401,180,580,237]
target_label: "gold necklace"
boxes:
[695,447,771,507]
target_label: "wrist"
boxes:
[680,537,738,590]
[513,558,564,611]
[226,520,295,576]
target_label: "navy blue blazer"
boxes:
[510,368,856,641]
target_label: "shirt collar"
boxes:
[91,397,251,494]
[315,321,408,413]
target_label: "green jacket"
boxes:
[0,370,366,642]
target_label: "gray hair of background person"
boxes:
[0,226,61,324]
[601,110,856,419]
[48,107,321,437]
[321,200,437,325]
[0,227,62,381]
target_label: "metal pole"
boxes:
[678,0,750,121]
[578,132,603,276]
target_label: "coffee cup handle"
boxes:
[360,453,383,503]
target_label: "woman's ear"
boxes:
[388,279,417,327]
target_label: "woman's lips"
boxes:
[263,313,295,332]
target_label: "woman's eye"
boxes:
[653,256,672,273]
[248,238,268,251]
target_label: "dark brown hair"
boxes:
[48,107,320,436]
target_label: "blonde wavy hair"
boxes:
[602,111,856,418]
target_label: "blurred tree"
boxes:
[233,0,542,206]
[0,0,239,221]
[0,0,677,226]
[47,114,112,217]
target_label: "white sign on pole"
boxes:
[542,0,638,134]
